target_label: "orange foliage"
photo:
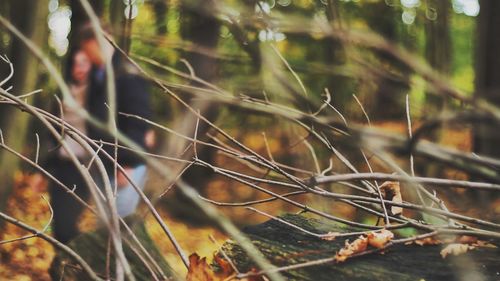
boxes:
[0,172,54,281]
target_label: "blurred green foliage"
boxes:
[32,0,479,124]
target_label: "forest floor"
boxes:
[1,121,499,280]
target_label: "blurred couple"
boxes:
[45,23,154,244]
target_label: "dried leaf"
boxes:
[454,236,497,248]
[213,255,234,277]
[187,253,266,281]
[411,237,442,246]
[456,235,478,244]
[473,240,498,248]
[187,253,236,281]
[321,232,341,241]
[334,236,368,262]
[440,244,474,259]
[367,229,394,249]
[379,181,403,215]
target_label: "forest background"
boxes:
[0,0,499,280]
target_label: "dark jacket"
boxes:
[86,53,152,172]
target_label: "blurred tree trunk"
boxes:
[421,0,451,179]
[178,0,220,176]
[162,0,221,223]
[179,0,220,84]
[324,0,349,107]
[473,0,500,161]
[109,0,126,48]
[0,1,12,94]
[151,0,168,35]
[109,0,135,53]
[425,0,451,114]
[0,0,48,211]
[363,1,410,120]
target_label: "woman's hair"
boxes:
[75,22,113,46]
[64,47,79,82]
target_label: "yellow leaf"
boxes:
[367,229,394,249]
[334,236,368,262]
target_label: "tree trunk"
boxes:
[50,216,180,280]
[473,0,500,160]
[109,0,135,53]
[0,0,48,211]
[363,2,410,120]
[324,0,348,101]
[422,0,451,179]
[151,0,168,35]
[425,0,451,114]
[161,0,221,224]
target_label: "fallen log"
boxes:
[50,216,180,281]
[219,214,500,281]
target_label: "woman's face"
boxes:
[72,51,92,84]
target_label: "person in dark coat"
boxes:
[46,23,153,245]
[78,23,153,217]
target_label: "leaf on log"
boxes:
[334,229,394,262]
[334,236,368,262]
[367,229,394,249]
[408,237,442,246]
[379,181,403,215]
[186,253,265,281]
[440,244,474,259]
[321,232,342,241]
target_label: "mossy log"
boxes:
[50,216,180,281]
[220,214,500,281]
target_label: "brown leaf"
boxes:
[379,181,403,215]
[456,235,478,244]
[440,244,474,259]
[187,253,266,281]
[411,237,442,246]
[213,254,234,277]
[334,236,368,262]
[186,253,236,281]
[472,240,498,248]
[454,236,497,248]
[367,229,394,249]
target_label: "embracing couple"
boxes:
[45,23,154,244]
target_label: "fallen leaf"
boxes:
[379,181,403,215]
[411,237,442,246]
[213,254,234,277]
[186,254,214,281]
[440,244,474,259]
[367,229,394,249]
[321,232,341,241]
[187,253,235,281]
[456,235,478,244]
[187,253,266,281]
[334,236,368,262]
[472,240,498,248]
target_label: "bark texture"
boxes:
[221,214,500,281]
